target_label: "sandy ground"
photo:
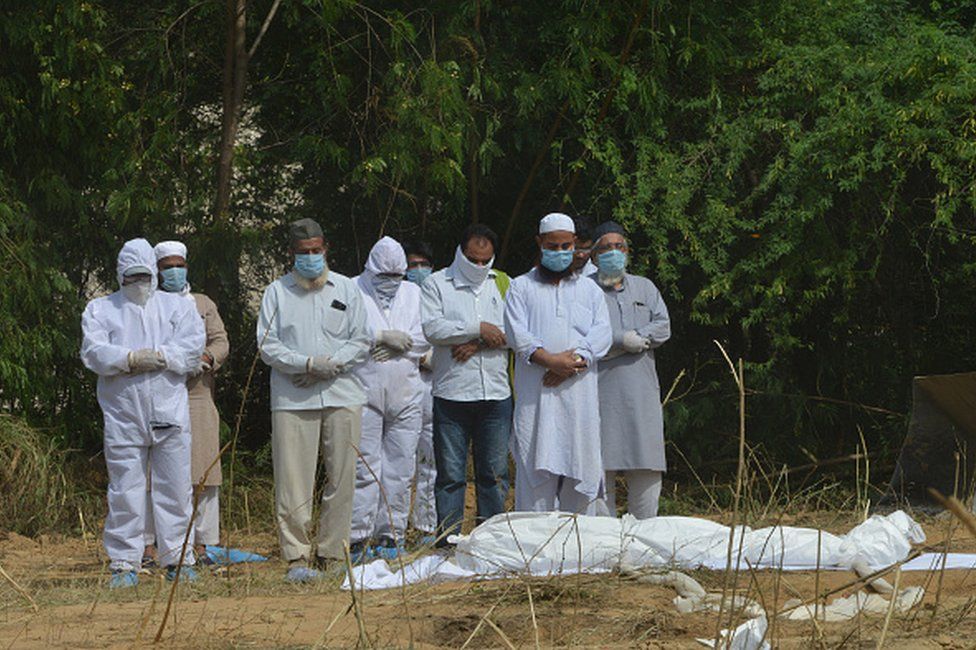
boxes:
[2,517,976,648]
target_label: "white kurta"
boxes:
[81,239,205,571]
[503,268,612,507]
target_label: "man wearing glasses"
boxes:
[589,221,671,519]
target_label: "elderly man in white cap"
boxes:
[140,241,230,566]
[349,236,429,561]
[503,213,612,513]
[81,238,205,588]
[257,218,371,583]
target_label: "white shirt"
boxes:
[420,264,511,402]
[257,270,371,411]
[503,268,612,500]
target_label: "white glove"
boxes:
[308,355,342,380]
[128,349,166,373]
[371,345,394,362]
[621,330,649,354]
[376,330,413,353]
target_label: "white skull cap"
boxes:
[154,240,187,260]
[538,212,575,234]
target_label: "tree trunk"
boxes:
[214,0,247,222]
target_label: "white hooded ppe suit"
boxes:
[81,239,205,570]
[351,237,430,543]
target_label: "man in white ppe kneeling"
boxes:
[81,238,205,588]
[351,236,430,561]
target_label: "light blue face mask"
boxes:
[406,267,432,285]
[597,249,627,274]
[159,267,188,292]
[294,253,325,279]
[540,248,574,272]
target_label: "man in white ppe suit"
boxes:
[351,236,430,561]
[257,218,371,583]
[81,238,205,588]
[503,213,612,513]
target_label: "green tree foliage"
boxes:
[2,0,976,476]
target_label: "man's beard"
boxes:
[597,270,625,288]
[537,263,574,283]
[294,267,329,290]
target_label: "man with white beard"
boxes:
[588,221,671,518]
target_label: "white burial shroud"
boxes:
[342,510,950,591]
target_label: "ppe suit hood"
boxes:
[360,236,406,309]
[117,238,159,291]
[364,236,407,275]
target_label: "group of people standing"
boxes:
[81,211,670,587]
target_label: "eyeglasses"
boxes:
[594,241,628,253]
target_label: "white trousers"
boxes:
[409,388,437,533]
[599,469,662,519]
[513,453,597,515]
[104,424,195,571]
[145,485,220,546]
[351,401,422,543]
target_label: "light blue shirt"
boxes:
[420,264,511,402]
[257,271,371,411]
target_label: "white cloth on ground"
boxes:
[81,239,205,571]
[503,268,612,506]
[343,510,929,591]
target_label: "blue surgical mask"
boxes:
[159,267,188,292]
[540,248,574,272]
[597,249,627,274]
[406,267,432,285]
[294,253,325,279]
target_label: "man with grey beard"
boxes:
[589,221,671,519]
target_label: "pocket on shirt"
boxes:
[632,303,652,328]
[322,306,346,335]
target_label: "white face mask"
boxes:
[454,246,492,286]
[122,280,153,306]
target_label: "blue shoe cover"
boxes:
[166,565,199,583]
[374,540,405,561]
[285,566,322,583]
[205,545,268,565]
[109,570,138,589]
